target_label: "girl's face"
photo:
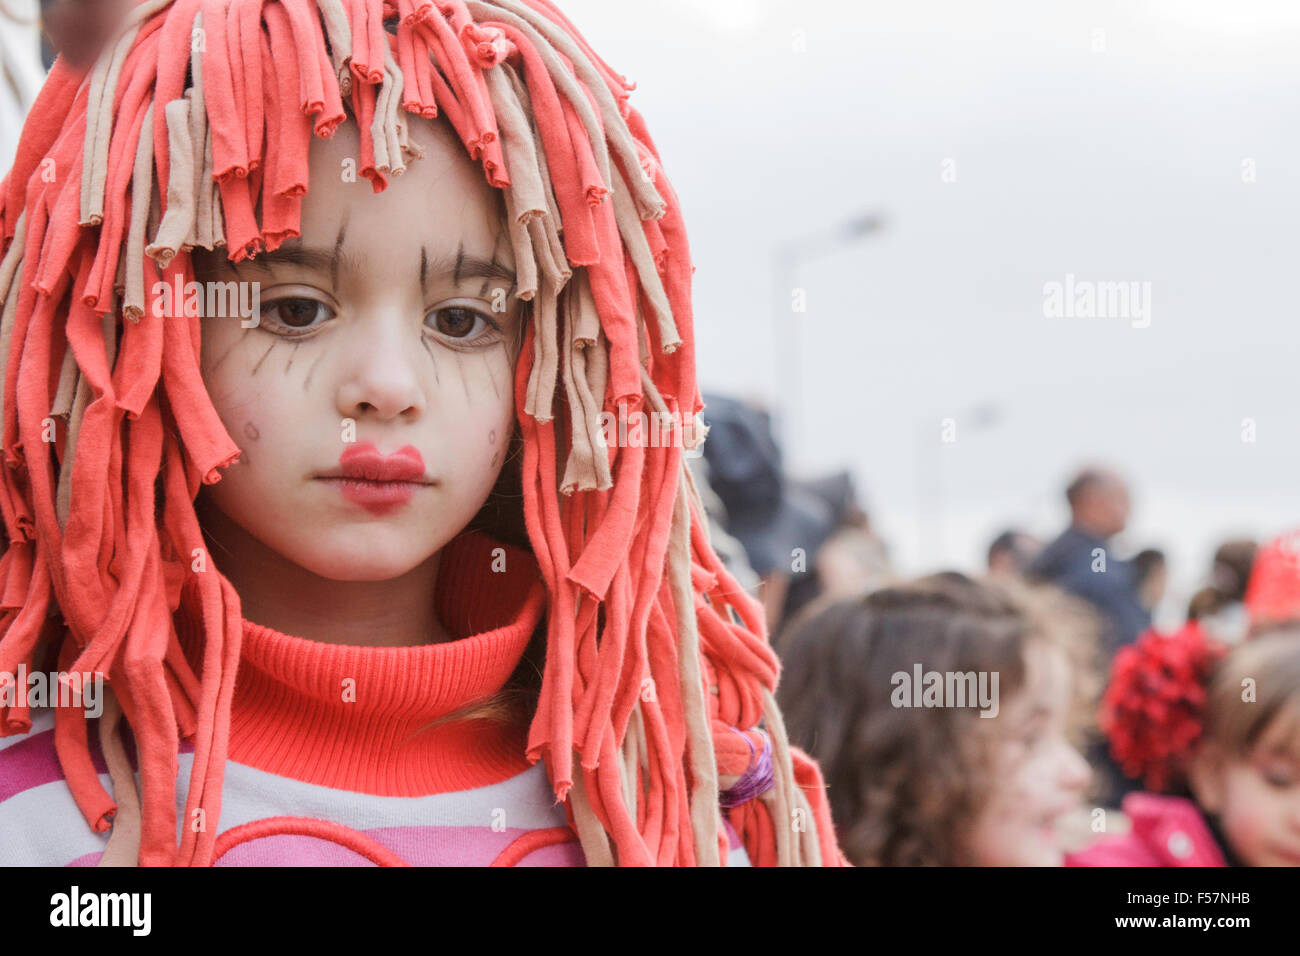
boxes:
[966,640,1092,866]
[1193,714,1300,866]
[194,115,523,581]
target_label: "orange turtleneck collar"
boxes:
[179,530,548,797]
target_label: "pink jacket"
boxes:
[1067,793,1228,866]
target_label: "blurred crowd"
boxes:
[693,393,1300,867]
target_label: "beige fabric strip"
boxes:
[184,14,207,250]
[571,267,599,347]
[0,289,20,413]
[519,91,571,292]
[503,60,533,125]
[567,755,616,867]
[80,0,174,227]
[147,97,197,267]
[759,772,793,866]
[793,784,823,866]
[0,214,26,402]
[501,184,538,301]
[762,686,802,866]
[196,114,216,250]
[523,273,559,422]
[372,87,392,178]
[619,700,641,824]
[665,450,722,865]
[483,64,547,222]
[565,338,611,487]
[526,216,565,296]
[634,293,649,369]
[680,451,713,548]
[315,0,354,97]
[50,347,79,418]
[57,373,90,530]
[369,44,394,175]
[609,161,678,352]
[558,289,599,493]
[762,691,823,867]
[208,122,226,249]
[122,104,156,321]
[0,208,25,300]
[96,687,144,867]
[484,63,545,303]
[383,38,411,175]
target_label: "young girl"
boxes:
[0,0,848,866]
[776,573,1096,866]
[1070,624,1300,866]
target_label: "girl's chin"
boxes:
[1001,845,1065,867]
[983,826,1068,866]
[285,546,432,582]
[1031,830,1067,865]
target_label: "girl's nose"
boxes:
[335,320,426,423]
[1057,739,1093,792]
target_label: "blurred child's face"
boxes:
[1192,716,1300,866]
[966,640,1091,866]
[194,115,522,581]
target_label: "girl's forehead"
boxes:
[1253,698,1300,761]
[296,115,510,271]
[1004,640,1069,722]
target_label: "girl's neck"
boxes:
[195,497,455,647]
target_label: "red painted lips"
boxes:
[316,442,432,515]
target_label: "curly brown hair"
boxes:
[776,572,1100,865]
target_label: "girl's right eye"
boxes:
[259,298,335,337]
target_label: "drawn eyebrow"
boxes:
[429,241,516,287]
[433,249,515,285]
[235,243,367,280]
[331,219,348,288]
[239,241,515,289]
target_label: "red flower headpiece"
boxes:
[1099,621,1227,793]
[1244,530,1300,629]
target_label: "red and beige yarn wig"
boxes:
[0,0,845,866]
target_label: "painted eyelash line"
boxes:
[255,296,510,345]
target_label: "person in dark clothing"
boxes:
[1131,548,1168,613]
[1027,468,1150,655]
[1027,467,1151,808]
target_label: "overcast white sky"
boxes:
[561,0,1300,610]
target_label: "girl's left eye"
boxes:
[425,305,501,344]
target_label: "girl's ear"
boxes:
[1187,745,1226,812]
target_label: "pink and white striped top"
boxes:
[0,530,750,866]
